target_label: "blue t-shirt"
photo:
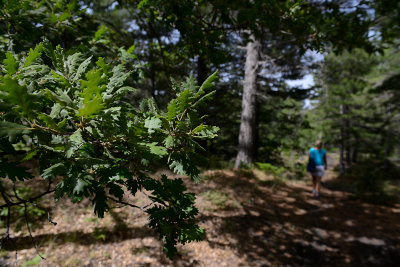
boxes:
[309,148,326,166]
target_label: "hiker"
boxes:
[307,140,327,197]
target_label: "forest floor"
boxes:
[1,164,400,267]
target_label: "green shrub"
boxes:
[0,41,219,259]
[345,159,400,204]
[255,162,285,176]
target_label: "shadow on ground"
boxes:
[2,168,400,266]
[191,169,400,266]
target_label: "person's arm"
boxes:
[324,153,327,170]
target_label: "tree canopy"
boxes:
[1,0,400,263]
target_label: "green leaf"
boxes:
[93,188,108,218]
[197,71,218,96]
[43,39,56,66]
[107,183,124,200]
[0,161,33,181]
[23,43,44,68]
[77,97,104,118]
[50,69,69,85]
[73,55,92,82]
[181,76,199,93]
[137,0,149,9]
[119,47,137,62]
[169,160,185,175]
[38,113,59,131]
[20,64,49,77]
[3,52,19,75]
[66,53,82,77]
[178,89,191,112]
[187,111,200,127]
[96,57,110,72]
[164,136,174,148]
[0,121,31,137]
[70,129,84,142]
[194,125,219,139]
[45,88,73,106]
[127,45,135,54]
[113,86,136,97]
[147,98,159,114]
[167,100,177,121]
[144,117,162,133]
[107,64,131,92]
[94,25,107,40]
[192,124,204,133]
[170,78,180,92]
[57,118,68,130]
[54,181,65,201]
[193,90,216,108]
[73,175,92,195]
[49,103,62,118]
[141,142,168,157]
[126,178,139,196]
[78,68,107,117]
[80,69,105,96]
[188,139,205,152]
[0,77,36,117]
[179,225,205,244]
[58,11,71,22]
[41,162,67,179]
[23,149,39,161]
[65,129,84,158]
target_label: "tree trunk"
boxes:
[235,35,260,168]
[352,138,358,163]
[344,105,351,167]
[339,104,346,174]
[197,56,208,85]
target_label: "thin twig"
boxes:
[141,190,167,207]
[107,196,153,211]
[12,183,23,202]
[31,202,57,226]
[9,205,17,265]
[13,182,57,226]
[0,187,55,209]
[0,199,18,265]
[24,203,45,260]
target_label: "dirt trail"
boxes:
[2,167,400,266]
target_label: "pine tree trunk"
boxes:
[344,105,351,166]
[384,104,393,159]
[352,138,358,163]
[235,35,260,168]
[339,104,346,174]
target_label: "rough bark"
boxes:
[235,35,260,168]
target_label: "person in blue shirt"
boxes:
[309,140,327,197]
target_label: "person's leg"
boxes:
[312,175,316,193]
[315,176,322,196]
